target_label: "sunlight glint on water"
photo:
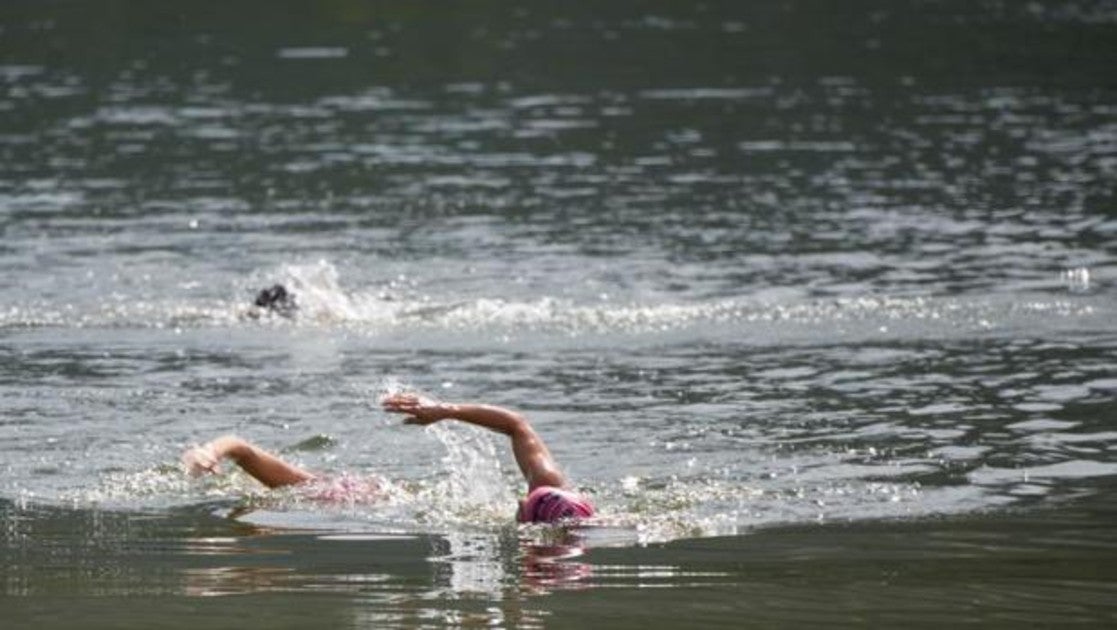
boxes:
[1,1,1116,625]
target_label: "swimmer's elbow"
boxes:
[474,404,532,437]
[210,435,249,460]
[506,413,537,439]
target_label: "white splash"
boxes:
[0,259,1107,349]
[1063,267,1091,293]
[420,422,519,525]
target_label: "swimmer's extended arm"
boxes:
[382,393,568,490]
[181,435,315,488]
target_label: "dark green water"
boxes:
[4,493,1116,629]
[2,0,1116,627]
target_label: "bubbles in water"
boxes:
[61,465,243,509]
[376,376,410,401]
[1062,267,1091,293]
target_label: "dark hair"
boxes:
[254,284,297,317]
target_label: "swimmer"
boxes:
[381,393,596,524]
[181,394,596,524]
[246,283,298,319]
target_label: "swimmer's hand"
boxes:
[381,392,450,425]
[180,444,221,476]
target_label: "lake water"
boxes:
[2,1,1116,627]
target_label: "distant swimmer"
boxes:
[182,393,596,524]
[246,283,298,319]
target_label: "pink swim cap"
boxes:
[517,486,595,523]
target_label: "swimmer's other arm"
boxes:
[181,435,315,488]
[381,393,568,490]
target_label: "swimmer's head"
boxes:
[253,283,297,317]
[517,486,595,524]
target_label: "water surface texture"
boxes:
[2,1,1116,627]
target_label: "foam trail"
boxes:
[1,258,1108,347]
